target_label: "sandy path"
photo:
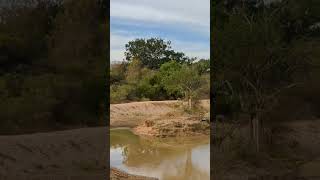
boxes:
[0,127,108,179]
[110,100,210,128]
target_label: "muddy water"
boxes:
[110,128,210,180]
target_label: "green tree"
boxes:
[160,61,203,109]
[124,38,188,69]
[193,59,210,75]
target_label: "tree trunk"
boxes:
[188,96,192,109]
[251,114,262,153]
[250,114,254,142]
[255,117,260,152]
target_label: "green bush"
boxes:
[110,84,135,103]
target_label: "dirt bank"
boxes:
[0,127,108,179]
[213,119,320,180]
[110,100,210,137]
[110,100,178,128]
[111,167,158,180]
[133,116,210,138]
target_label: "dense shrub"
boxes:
[110,58,210,104]
[0,0,107,134]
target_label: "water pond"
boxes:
[110,128,210,180]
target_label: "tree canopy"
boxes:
[124,38,189,69]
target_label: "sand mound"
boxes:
[110,100,210,128]
[133,117,210,138]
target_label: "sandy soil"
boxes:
[110,100,180,128]
[111,167,158,180]
[110,100,210,128]
[111,100,210,138]
[132,116,210,137]
[0,127,108,179]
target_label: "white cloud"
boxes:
[111,0,210,33]
[110,32,136,61]
[110,49,125,62]
[110,33,133,50]
[110,0,210,61]
[172,40,210,59]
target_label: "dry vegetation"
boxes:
[110,100,210,137]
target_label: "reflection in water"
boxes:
[110,128,210,180]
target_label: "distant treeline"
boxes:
[110,38,210,106]
[0,0,108,134]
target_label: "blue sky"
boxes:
[110,0,210,61]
